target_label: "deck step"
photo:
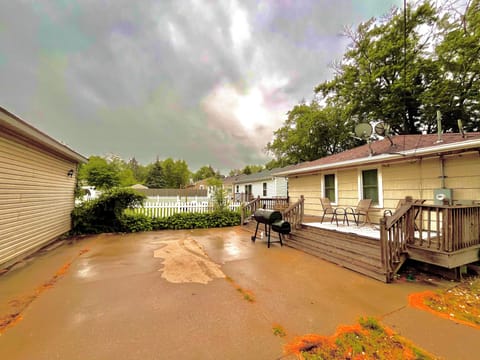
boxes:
[242,222,387,282]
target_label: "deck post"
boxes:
[379,217,391,283]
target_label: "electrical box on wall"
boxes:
[434,188,453,205]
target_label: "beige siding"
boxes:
[288,174,322,216]
[337,169,359,207]
[289,152,480,223]
[444,153,480,201]
[0,134,77,267]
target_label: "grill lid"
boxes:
[253,209,282,224]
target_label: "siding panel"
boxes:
[0,135,76,267]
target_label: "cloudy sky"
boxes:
[0,0,402,172]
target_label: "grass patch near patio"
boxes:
[409,276,480,329]
[272,324,287,337]
[284,317,435,360]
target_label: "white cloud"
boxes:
[229,2,251,50]
[202,75,291,151]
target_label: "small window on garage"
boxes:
[263,182,267,196]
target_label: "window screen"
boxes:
[362,169,378,205]
[324,174,336,202]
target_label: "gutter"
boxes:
[273,138,480,177]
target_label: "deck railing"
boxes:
[379,201,414,282]
[412,204,480,252]
[240,197,261,224]
[380,201,480,282]
[282,195,304,231]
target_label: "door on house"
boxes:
[245,184,252,201]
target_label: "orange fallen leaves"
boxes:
[0,248,89,334]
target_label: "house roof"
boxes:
[130,184,149,189]
[274,133,480,176]
[0,106,88,163]
[231,167,289,184]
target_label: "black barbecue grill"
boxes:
[251,209,291,247]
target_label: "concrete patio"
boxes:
[0,226,477,359]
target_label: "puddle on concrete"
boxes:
[153,237,225,284]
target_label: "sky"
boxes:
[0,0,402,173]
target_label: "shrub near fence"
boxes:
[132,201,241,218]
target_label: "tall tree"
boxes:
[193,165,217,181]
[127,157,148,184]
[162,158,191,188]
[144,161,166,188]
[424,0,480,132]
[78,156,121,190]
[315,1,438,134]
[266,102,357,165]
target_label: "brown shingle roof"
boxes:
[275,133,480,176]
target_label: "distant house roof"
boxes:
[232,168,289,184]
[274,133,480,176]
[0,106,87,163]
[134,188,208,197]
[130,184,149,189]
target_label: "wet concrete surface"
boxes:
[0,227,477,359]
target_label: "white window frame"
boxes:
[321,172,338,205]
[357,167,383,208]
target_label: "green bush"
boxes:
[71,188,146,234]
[119,213,153,232]
[152,210,241,230]
[72,190,241,234]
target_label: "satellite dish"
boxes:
[374,122,388,136]
[354,123,373,139]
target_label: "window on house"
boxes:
[263,182,267,196]
[236,185,239,193]
[324,174,336,202]
[362,169,379,205]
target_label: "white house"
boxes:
[231,168,288,202]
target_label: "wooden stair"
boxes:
[243,221,387,282]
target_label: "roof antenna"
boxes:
[458,119,465,138]
[436,109,443,143]
[374,122,394,146]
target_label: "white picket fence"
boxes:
[133,201,242,218]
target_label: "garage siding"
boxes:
[0,134,77,267]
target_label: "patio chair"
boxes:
[384,196,416,217]
[320,197,344,226]
[384,197,426,230]
[344,199,372,226]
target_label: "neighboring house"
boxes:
[274,133,480,223]
[0,106,87,268]
[232,168,289,202]
[188,178,217,199]
[222,175,237,200]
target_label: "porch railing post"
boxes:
[379,217,391,282]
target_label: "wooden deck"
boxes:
[243,217,387,282]
[242,199,480,283]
